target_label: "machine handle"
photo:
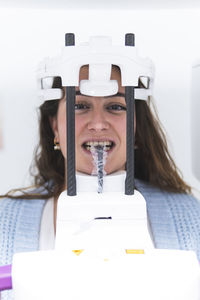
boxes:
[0,264,12,291]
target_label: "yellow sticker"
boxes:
[125,249,145,254]
[104,258,109,262]
[72,250,84,256]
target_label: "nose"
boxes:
[87,109,109,132]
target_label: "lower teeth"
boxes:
[86,146,111,151]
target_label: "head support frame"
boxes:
[38,35,154,101]
[38,33,155,196]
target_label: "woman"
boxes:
[1,65,200,274]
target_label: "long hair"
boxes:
[1,78,191,200]
[135,98,190,193]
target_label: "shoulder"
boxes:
[0,185,49,209]
[135,178,200,209]
[0,196,46,216]
[135,179,200,224]
[0,196,47,265]
[136,179,200,257]
[135,179,200,223]
[0,196,47,234]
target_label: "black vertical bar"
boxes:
[66,87,76,196]
[65,33,76,196]
[125,33,135,195]
[125,87,135,195]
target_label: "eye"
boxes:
[106,104,127,112]
[75,103,90,110]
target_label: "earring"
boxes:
[54,138,61,151]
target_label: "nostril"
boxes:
[87,120,109,131]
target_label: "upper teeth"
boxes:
[85,141,112,147]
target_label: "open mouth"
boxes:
[82,141,115,152]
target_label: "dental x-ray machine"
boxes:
[0,33,200,300]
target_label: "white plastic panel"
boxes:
[12,249,200,300]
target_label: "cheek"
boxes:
[117,113,136,139]
[57,113,86,158]
[117,116,126,143]
[75,117,85,141]
[57,114,66,138]
[57,112,67,156]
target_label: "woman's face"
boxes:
[52,66,135,175]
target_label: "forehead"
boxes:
[78,65,124,94]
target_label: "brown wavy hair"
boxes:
[1,75,191,200]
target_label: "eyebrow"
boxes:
[75,91,125,98]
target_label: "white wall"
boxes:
[0,8,200,196]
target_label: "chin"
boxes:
[76,166,93,175]
[105,165,126,175]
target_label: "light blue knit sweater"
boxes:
[1,179,200,299]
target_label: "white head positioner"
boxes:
[1,34,200,300]
[38,34,154,101]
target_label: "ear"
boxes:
[49,116,58,139]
